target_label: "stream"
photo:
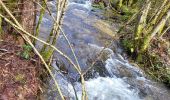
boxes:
[36,0,170,100]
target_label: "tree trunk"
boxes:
[20,0,36,34]
[0,6,2,40]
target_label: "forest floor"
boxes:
[0,34,42,99]
[144,33,170,85]
[103,7,170,85]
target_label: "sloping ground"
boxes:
[0,34,40,99]
[147,33,170,85]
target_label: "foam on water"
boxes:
[69,46,142,99]
[73,77,141,100]
[51,45,143,99]
[41,1,170,100]
[68,0,92,9]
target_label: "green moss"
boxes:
[120,5,137,16]
[120,15,130,21]
[41,48,54,62]
[21,44,32,59]
[92,2,105,9]
[121,39,134,53]
[110,0,170,87]
[15,74,26,84]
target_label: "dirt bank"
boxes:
[0,34,41,99]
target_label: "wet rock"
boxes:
[39,1,170,100]
[81,44,114,80]
[117,67,134,77]
[93,20,117,37]
[124,77,170,100]
[124,77,152,98]
[83,60,110,80]
[105,58,144,78]
[55,59,68,75]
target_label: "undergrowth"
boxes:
[93,0,170,86]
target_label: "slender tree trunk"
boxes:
[0,6,2,40]
[33,0,45,45]
[140,10,170,52]
[20,0,36,34]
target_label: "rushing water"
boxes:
[37,0,170,100]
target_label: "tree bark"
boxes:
[20,0,36,34]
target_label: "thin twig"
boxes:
[0,13,81,74]
[0,1,66,99]
[39,1,87,99]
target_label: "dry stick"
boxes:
[33,0,46,44]
[0,12,83,100]
[48,54,53,66]
[141,10,170,52]
[57,1,87,98]
[31,0,55,43]
[156,2,170,25]
[26,39,65,100]
[60,26,87,100]
[37,1,81,72]
[41,0,66,52]
[43,0,53,17]
[59,27,81,71]
[134,0,151,40]
[82,9,140,75]
[48,3,88,100]
[82,41,113,75]
[42,0,83,83]
[58,8,88,100]
[52,0,67,44]
[0,14,67,100]
[160,25,170,38]
[0,14,81,74]
[80,74,87,100]
[0,1,65,99]
[148,0,168,24]
[34,0,80,72]
[146,0,169,35]
[0,2,83,100]
[43,2,65,62]
[32,0,47,13]
[36,0,87,98]
[117,9,140,33]
[40,1,87,99]
[37,0,81,72]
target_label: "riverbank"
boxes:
[95,0,170,86]
[39,1,170,99]
[0,0,169,99]
[0,34,41,99]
